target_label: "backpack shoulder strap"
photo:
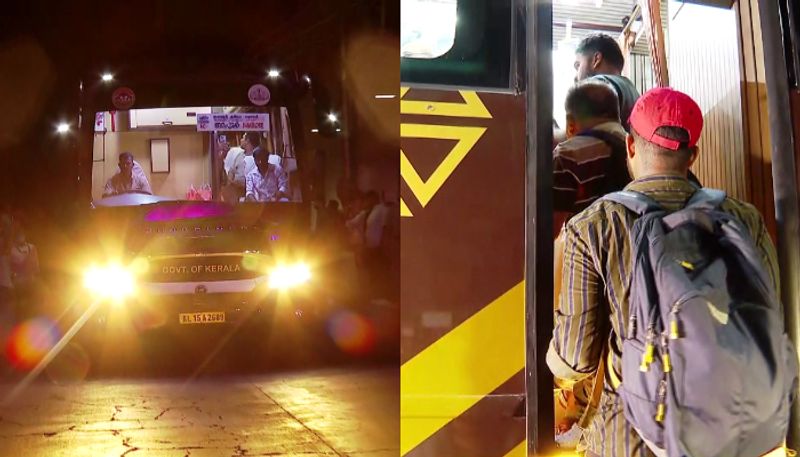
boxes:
[601,190,662,216]
[660,188,727,233]
[686,188,726,211]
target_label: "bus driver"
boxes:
[103,152,153,197]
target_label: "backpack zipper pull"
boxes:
[655,380,667,422]
[640,327,656,372]
[669,315,681,340]
[661,334,672,373]
[670,299,687,340]
[655,403,666,422]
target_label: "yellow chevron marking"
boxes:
[502,440,527,457]
[401,281,526,455]
[400,198,413,217]
[400,89,492,118]
[401,124,486,208]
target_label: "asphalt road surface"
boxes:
[0,366,398,457]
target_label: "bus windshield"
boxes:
[91,106,302,207]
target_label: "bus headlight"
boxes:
[268,263,311,290]
[83,263,136,302]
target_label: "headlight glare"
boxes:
[83,263,136,301]
[268,263,311,290]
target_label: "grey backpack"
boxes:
[602,188,798,457]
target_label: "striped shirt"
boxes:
[546,176,780,457]
[553,122,629,214]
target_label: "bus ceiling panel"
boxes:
[553,0,636,29]
[678,0,735,8]
[552,0,662,55]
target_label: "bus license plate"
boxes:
[179,312,225,325]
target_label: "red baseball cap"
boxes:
[628,87,703,150]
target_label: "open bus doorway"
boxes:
[550,0,800,454]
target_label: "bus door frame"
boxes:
[524,0,557,454]
[759,0,800,448]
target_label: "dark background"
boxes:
[0,0,399,217]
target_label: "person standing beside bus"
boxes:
[9,225,39,322]
[0,209,14,350]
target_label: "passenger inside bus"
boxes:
[245,148,290,202]
[224,132,260,202]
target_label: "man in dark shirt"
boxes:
[574,33,640,131]
[571,33,703,192]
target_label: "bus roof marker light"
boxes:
[56,123,70,134]
[101,73,114,82]
[268,69,280,78]
[375,94,396,99]
[311,128,319,133]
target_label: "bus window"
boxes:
[400,0,513,89]
[401,0,457,59]
[91,106,302,207]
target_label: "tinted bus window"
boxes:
[400,0,514,89]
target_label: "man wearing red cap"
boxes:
[546,87,780,456]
